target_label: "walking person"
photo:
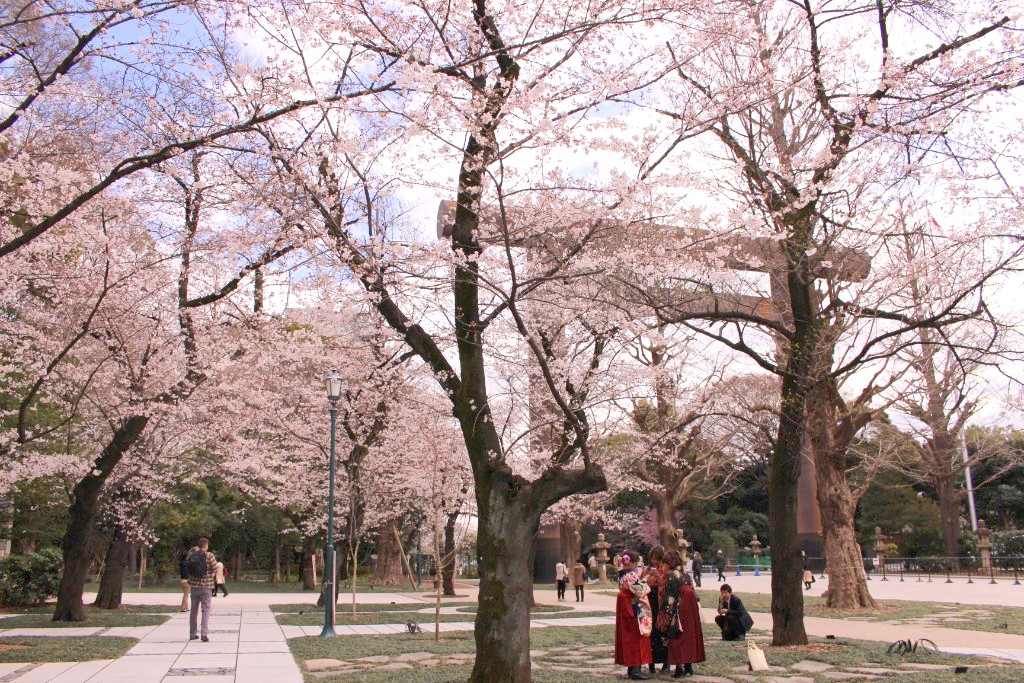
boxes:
[555,559,568,601]
[691,551,703,588]
[212,557,229,597]
[802,552,815,591]
[178,550,190,613]
[185,537,217,642]
[571,557,587,602]
[715,550,727,582]
[714,583,753,641]
[615,549,653,680]
[661,551,706,678]
[642,545,669,675]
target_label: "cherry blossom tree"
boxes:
[609,0,1024,643]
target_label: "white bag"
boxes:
[747,641,769,671]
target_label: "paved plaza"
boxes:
[0,576,1021,681]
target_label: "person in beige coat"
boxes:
[212,558,229,597]
[571,558,587,602]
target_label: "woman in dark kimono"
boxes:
[660,551,706,677]
[614,549,653,680]
[642,545,668,675]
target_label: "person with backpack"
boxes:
[186,537,217,642]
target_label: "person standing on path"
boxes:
[177,550,190,612]
[555,559,568,601]
[661,551,706,678]
[691,551,703,588]
[571,558,587,601]
[715,550,726,582]
[614,549,653,680]
[642,545,668,675]
[212,557,229,597]
[186,537,217,642]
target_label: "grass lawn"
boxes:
[276,602,613,626]
[0,605,172,628]
[0,636,137,662]
[692,590,1024,636]
[272,602,477,614]
[287,624,1019,682]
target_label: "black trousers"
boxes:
[575,584,584,601]
[213,582,229,596]
[693,572,702,587]
[556,579,566,599]
[715,613,744,640]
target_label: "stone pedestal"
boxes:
[594,533,612,583]
[978,519,993,570]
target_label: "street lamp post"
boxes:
[321,370,343,637]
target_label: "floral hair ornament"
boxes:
[621,553,632,564]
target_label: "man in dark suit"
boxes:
[714,584,753,640]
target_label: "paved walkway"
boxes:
[0,605,301,683]
[2,577,1024,680]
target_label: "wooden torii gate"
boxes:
[436,200,870,570]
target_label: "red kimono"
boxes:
[614,569,653,667]
[666,578,706,665]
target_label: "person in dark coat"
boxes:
[614,549,653,680]
[661,551,706,677]
[714,583,752,641]
[714,550,726,581]
[691,551,703,588]
[642,545,668,675]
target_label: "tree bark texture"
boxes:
[807,381,877,609]
[470,488,540,682]
[653,492,678,550]
[53,415,148,622]
[372,523,405,585]
[559,518,582,565]
[301,537,317,590]
[934,472,962,562]
[442,510,458,596]
[93,533,131,610]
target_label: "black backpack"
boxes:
[186,550,207,579]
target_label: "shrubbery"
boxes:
[0,548,62,606]
[993,530,1024,569]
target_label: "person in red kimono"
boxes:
[614,549,653,680]
[660,551,706,677]
[642,545,669,675]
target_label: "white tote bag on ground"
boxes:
[747,641,770,671]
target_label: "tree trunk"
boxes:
[442,509,458,596]
[302,537,317,590]
[770,383,810,645]
[53,415,148,622]
[814,438,876,609]
[470,491,540,683]
[372,523,405,585]
[653,492,677,550]
[559,518,582,566]
[807,385,877,609]
[271,537,281,584]
[94,533,131,610]
[934,473,962,561]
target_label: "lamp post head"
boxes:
[325,370,343,404]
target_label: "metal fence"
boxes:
[723,556,1024,584]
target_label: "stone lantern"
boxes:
[873,526,887,580]
[977,519,993,570]
[593,533,612,583]
[674,529,690,563]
